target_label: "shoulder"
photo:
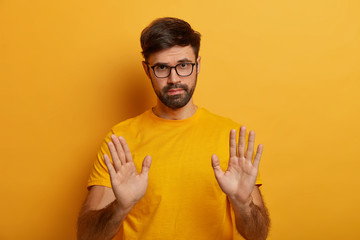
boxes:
[97,110,153,144]
[110,110,151,134]
[198,107,240,129]
[97,110,153,149]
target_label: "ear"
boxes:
[142,61,151,79]
[196,56,201,74]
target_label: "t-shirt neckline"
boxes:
[148,106,202,125]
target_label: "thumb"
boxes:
[211,154,224,179]
[140,155,152,176]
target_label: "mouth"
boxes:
[167,88,185,95]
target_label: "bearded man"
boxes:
[78,17,270,240]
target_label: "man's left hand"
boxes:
[211,126,263,206]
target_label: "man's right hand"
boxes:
[104,134,152,214]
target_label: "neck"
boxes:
[152,99,197,120]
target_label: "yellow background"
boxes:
[1,0,359,239]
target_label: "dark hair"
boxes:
[140,17,201,61]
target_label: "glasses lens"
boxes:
[154,65,170,78]
[176,63,193,76]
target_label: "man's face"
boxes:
[143,45,201,110]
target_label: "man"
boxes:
[78,17,270,240]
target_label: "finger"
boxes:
[107,141,122,171]
[111,134,126,165]
[229,129,237,158]
[104,154,117,178]
[245,130,255,162]
[253,144,263,170]
[119,136,133,163]
[211,154,224,179]
[238,126,246,158]
[140,155,152,176]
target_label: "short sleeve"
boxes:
[87,131,114,189]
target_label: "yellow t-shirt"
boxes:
[88,107,262,240]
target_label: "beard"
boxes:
[152,78,197,110]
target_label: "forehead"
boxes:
[147,45,196,64]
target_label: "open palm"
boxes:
[212,126,263,204]
[104,135,151,211]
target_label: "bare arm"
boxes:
[229,186,269,240]
[77,186,126,240]
[77,135,152,240]
[212,127,270,239]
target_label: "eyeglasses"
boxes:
[147,62,196,78]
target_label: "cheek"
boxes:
[188,76,197,87]
[152,80,165,91]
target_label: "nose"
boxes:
[167,67,180,84]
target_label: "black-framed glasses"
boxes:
[147,62,196,78]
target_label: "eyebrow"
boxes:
[152,58,194,66]
[177,58,193,63]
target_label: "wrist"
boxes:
[111,201,133,218]
[228,195,253,213]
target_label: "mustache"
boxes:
[162,84,189,93]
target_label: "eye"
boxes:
[155,65,168,71]
[179,63,188,68]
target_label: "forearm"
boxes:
[230,198,270,240]
[77,200,129,240]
